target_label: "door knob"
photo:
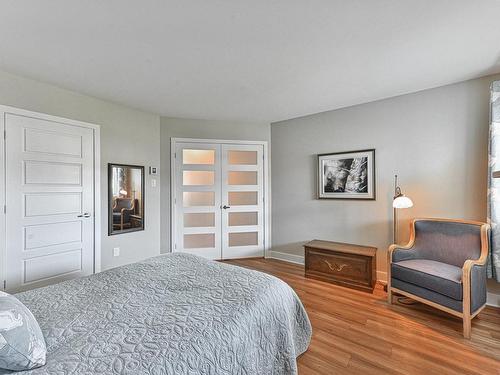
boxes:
[222,205,230,209]
[78,213,91,218]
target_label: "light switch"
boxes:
[113,247,120,257]
[151,178,157,187]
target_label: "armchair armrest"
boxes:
[462,223,490,316]
[462,223,490,270]
[388,219,418,264]
[390,244,418,263]
[387,219,418,302]
[120,207,135,222]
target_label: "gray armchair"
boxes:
[387,218,490,338]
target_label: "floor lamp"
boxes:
[393,175,413,244]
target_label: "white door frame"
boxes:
[0,105,101,291]
[170,137,271,258]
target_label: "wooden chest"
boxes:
[304,240,377,292]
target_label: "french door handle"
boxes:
[222,205,230,209]
[78,212,91,218]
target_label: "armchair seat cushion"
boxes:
[392,259,463,301]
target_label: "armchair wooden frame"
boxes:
[387,218,490,339]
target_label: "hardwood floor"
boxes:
[223,257,500,375]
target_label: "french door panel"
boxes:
[175,143,222,259]
[174,141,265,260]
[5,113,95,292]
[221,144,264,259]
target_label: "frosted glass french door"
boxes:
[221,144,264,258]
[174,141,264,260]
[174,142,222,259]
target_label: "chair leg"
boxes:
[387,252,393,305]
[463,314,471,339]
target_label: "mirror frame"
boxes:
[108,163,145,236]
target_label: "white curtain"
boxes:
[488,81,500,281]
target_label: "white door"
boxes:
[173,141,265,260]
[174,142,222,259]
[221,144,264,259]
[5,113,95,292]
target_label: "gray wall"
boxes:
[160,117,270,252]
[271,74,500,285]
[3,68,498,296]
[0,70,161,270]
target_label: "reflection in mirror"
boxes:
[108,164,145,235]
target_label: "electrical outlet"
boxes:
[113,247,120,257]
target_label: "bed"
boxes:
[6,253,312,374]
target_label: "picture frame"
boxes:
[318,149,375,200]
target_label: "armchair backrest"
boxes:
[113,198,135,212]
[412,219,483,267]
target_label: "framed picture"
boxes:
[318,149,375,200]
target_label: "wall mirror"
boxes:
[108,164,145,235]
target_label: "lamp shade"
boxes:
[393,195,413,209]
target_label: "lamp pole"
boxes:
[393,175,399,244]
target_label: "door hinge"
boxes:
[3,280,5,290]
[174,152,177,158]
[3,205,5,214]
[174,243,177,250]
[3,130,5,140]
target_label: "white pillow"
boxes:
[0,291,46,371]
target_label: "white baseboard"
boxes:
[267,251,305,265]
[487,292,500,308]
[377,271,387,285]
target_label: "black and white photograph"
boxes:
[318,149,375,199]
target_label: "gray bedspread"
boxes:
[7,253,311,375]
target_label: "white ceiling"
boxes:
[1,1,500,122]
